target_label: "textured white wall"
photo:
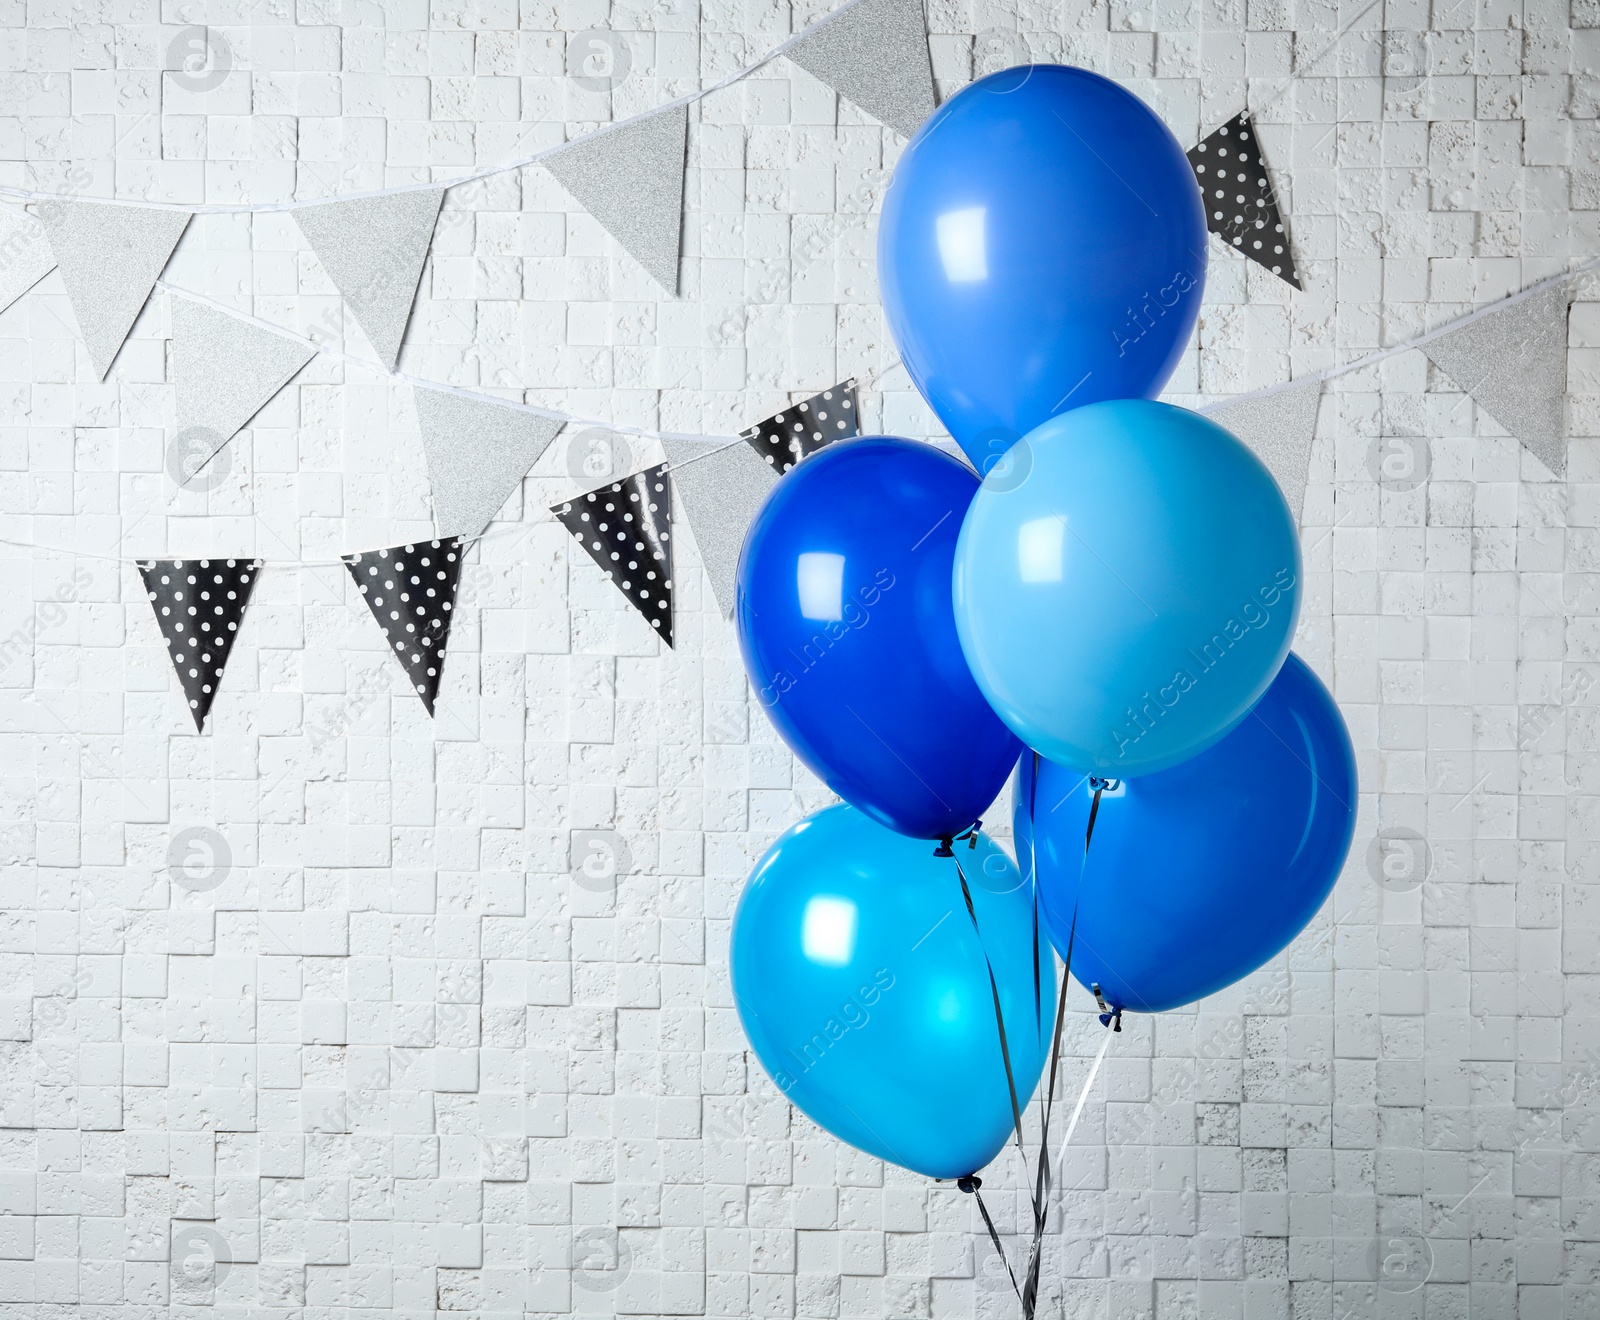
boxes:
[0,0,1596,1317]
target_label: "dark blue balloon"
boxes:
[1015,654,1357,1013]
[878,64,1207,473]
[737,437,1022,840]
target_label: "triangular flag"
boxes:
[37,200,190,379]
[344,539,464,717]
[292,188,444,371]
[0,208,56,315]
[171,295,317,479]
[553,465,674,647]
[1187,113,1300,289]
[543,105,687,295]
[742,380,860,474]
[413,386,565,540]
[1205,379,1321,524]
[1419,279,1572,478]
[662,438,778,619]
[137,557,261,733]
[784,0,936,139]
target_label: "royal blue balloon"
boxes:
[732,804,1054,1179]
[953,399,1301,777]
[878,64,1207,472]
[1015,653,1357,1014]
[738,437,1022,839]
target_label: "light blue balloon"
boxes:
[952,399,1301,776]
[731,804,1053,1180]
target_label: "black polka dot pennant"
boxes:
[1187,113,1301,290]
[552,463,674,648]
[342,538,464,717]
[137,558,262,733]
[741,379,860,475]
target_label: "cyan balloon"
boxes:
[738,437,1022,840]
[953,400,1301,777]
[1015,653,1357,1014]
[878,64,1207,473]
[732,804,1053,1179]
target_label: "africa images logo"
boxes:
[757,568,896,708]
[1110,566,1296,760]
[770,967,896,1093]
[1112,268,1200,358]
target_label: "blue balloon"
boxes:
[1015,653,1357,1014]
[738,437,1022,839]
[878,64,1207,473]
[953,400,1301,777]
[732,804,1054,1179]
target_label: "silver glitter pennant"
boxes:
[784,0,937,139]
[414,386,565,540]
[661,437,779,618]
[35,200,190,380]
[1419,279,1572,478]
[292,188,445,371]
[544,104,687,295]
[171,295,317,479]
[1205,378,1321,525]
[0,208,56,315]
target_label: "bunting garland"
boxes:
[4,258,1581,734]
[343,540,465,717]
[553,465,675,646]
[138,557,262,732]
[0,0,945,344]
[0,3,1586,737]
[26,263,1584,731]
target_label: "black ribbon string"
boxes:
[959,1175,1021,1303]
[951,847,1033,1192]
[955,774,1111,1320]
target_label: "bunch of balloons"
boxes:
[728,66,1358,1198]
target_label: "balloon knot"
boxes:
[957,1175,982,1194]
[933,837,955,858]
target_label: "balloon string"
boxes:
[1029,753,1043,1037]
[1020,958,1071,1318]
[1016,776,1104,1320]
[959,1176,1021,1303]
[951,848,1033,1209]
[1057,1024,1115,1184]
[954,776,1114,1320]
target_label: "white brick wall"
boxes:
[0,0,1596,1316]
